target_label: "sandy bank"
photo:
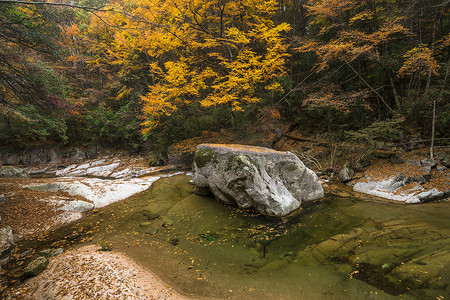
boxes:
[10,245,189,299]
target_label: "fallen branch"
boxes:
[280,134,311,143]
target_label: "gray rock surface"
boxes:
[438,152,450,168]
[0,144,102,166]
[0,227,15,266]
[354,173,449,204]
[0,166,29,178]
[39,248,64,257]
[338,164,354,183]
[61,200,95,213]
[417,189,450,203]
[28,166,49,175]
[420,158,437,174]
[192,144,324,216]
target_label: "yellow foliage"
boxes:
[303,84,371,111]
[116,87,131,101]
[307,0,359,19]
[121,0,291,131]
[300,0,409,71]
[79,0,290,132]
[398,45,440,77]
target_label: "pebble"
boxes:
[147,228,159,235]
[51,248,64,257]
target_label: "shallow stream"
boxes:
[7,175,450,299]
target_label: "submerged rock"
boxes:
[387,249,450,290]
[146,228,159,235]
[143,211,160,220]
[170,238,180,245]
[293,218,450,293]
[192,144,324,216]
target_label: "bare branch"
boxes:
[0,0,110,11]
[345,61,395,114]
[0,0,165,28]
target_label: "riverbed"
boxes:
[4,174,449,299]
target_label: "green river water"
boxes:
[7,175,450,299]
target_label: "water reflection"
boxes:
[84,175,448,299]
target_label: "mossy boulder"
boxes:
[192,144,324,216]
[194,148,217,168]
[24,256,49,277]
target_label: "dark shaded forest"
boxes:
[0,0,448,157]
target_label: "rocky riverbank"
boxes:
[0,148,185,291]
[0,138,449,299]
[0,154,180,239]
[272,128,449,204]
[350,151,450,203]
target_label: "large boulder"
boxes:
[192,144,324,216]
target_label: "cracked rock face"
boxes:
[0,226,15,266]
[192,144,324,216]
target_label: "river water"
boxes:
[10,174,450,299]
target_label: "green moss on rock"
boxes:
[194,148,216,168]
[24,256,49,277]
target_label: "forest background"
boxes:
[0,0,448,159]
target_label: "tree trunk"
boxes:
[389,74,401,111]
[428,13,439,159]
[430,97,436,160]
[425,21,436,96]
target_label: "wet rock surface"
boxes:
[193,144,324,216]
[294,218,450,295]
